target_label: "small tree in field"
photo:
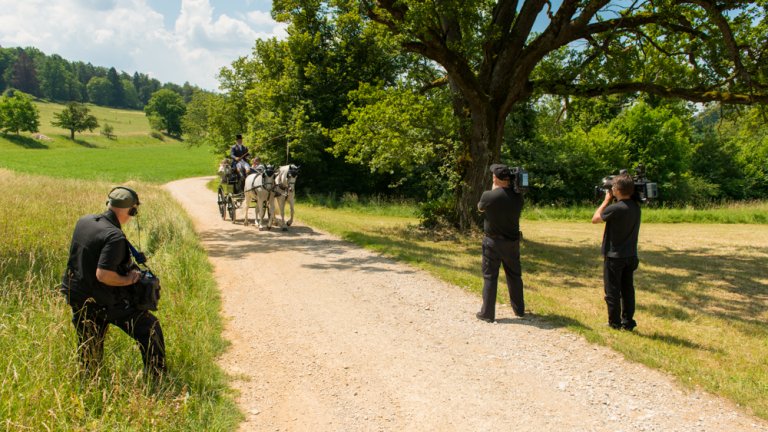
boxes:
[51,102,99,139]
[0,90,40,134]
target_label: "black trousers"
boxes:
[603,256,639,329]
[479,236,524,320]
[69,297,166,377]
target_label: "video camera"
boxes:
[128,241,161,311]
[595,164,658,202]
[510,167,529,194]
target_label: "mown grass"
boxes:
[0,100,218,183]
[0,170,240,431]
[294,201,768,420]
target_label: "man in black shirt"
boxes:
[592,173,641,330]
[61,186,165,378]
[476,164,525,323]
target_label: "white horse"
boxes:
[243,166,277,230]
[272,164,300,230]
[217,159,231,181]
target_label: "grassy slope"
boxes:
[0,101,217,183]
[296,202,768,420]
[0,102,238,430]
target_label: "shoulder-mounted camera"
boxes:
[595,164,658,202]
[510,167,529,194]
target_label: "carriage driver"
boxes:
[230,134,250,178]
[60,186,166,380]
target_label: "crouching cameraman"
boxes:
[61,186,165,379]
[592,174,640,331]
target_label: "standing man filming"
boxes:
[61,186,166,379]
[476,164,525,323]
[592,173,641,331]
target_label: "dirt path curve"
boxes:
[165,177,766,432]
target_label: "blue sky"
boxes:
[0,0,286,90]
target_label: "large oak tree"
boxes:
[363,0,768,228]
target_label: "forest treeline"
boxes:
[0,46,200,109]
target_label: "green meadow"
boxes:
[0,101,218,183]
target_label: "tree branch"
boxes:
[533,80,768,104]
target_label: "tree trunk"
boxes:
[455,105,504,230]
[70,129,75,140]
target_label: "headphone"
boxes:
[108,186,140,216]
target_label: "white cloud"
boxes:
[0,0,286,91]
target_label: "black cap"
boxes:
[490,163,511,180]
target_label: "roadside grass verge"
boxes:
[294,201,768,420]
[0,170,239,431]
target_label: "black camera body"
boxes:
[595,164,658,202]
[132,269,161,311]
[510,167,529,194]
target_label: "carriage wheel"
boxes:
[227,196,236,222]
[217,187,226,219]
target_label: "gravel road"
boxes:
[165,176,767,432]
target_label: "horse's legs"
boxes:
[266,194,276,230]
[275,195,286,230]
[287,193,295,226]
[243,191,251,226]
[257,193,267,230]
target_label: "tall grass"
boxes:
[294,201,768,420]
[0,170,239,431]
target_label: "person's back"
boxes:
[602,199,640,258]
[478,186,523,240]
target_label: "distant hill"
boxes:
[0,46,202,109]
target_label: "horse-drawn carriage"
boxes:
[217,160,300,230]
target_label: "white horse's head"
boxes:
[277,164,300,193]
[218,159,232,179]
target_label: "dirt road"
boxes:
[165,177,766,432]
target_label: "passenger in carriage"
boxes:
[249,156,266,176]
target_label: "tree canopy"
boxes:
[360,0,768,228]
[51,102,98,139]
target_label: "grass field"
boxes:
[0,101,219,183]
[0,170,240,430]
[295,201,768,420]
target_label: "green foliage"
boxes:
[181,90,240,152]
[144,89,185,137]
[100,122,115,139]
[86,76,112,105]
[50,102,98,139]
[0,90,40,134]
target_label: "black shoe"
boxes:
[476,312,494,323]
[607,322,622,330]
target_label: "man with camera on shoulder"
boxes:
[61,186,165,379]
[592,173,641,331]
[475,164,526,323]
